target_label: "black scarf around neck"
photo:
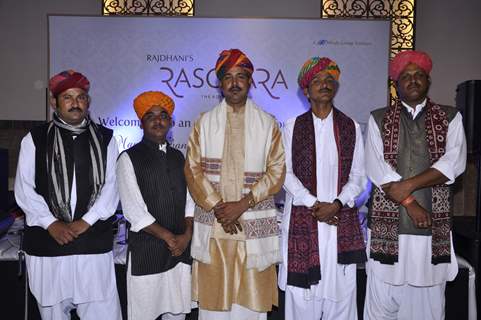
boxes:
[46,113,107,222]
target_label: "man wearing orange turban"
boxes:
[117,90,194,320]
[133,90,175,120]
[185,49,285,319]
[364,50,467,319]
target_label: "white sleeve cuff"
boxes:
[293,193,317,207]
[82,210,101,226]
[337,195,356,208]
[39,215,58,230]
[431,162,455,185]
[377,172,402,188]
[130,215,156,233]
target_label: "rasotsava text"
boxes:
[159,67,288,99]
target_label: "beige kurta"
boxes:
[186,104,285,312]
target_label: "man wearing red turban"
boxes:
[364,50,467,319]
[215,48,254,81]
[15,70,121,319]
[185,49,286,319]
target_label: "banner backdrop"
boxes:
[49,16,390,152]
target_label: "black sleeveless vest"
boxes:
[125,138,191,276]
[23,122,114,256]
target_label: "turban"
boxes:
[49,70,90,97]
[298,57,340,89]
[389,50,432,81]
[133,91,175,120]
[215,49,254,80]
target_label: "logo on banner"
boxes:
[159,67,288,100]
[314,39,373,46]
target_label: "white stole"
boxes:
[191,98,281,271]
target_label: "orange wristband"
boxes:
[401,194,416,207]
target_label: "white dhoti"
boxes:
[127,259,192,320]
[364,273,445,320]
[363,230,458,320]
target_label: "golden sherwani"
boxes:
[185,99,285,312]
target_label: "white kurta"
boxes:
[279,110,366,302]
[116,150,194,319]
[364,99,467,286]
[14,132,120,307]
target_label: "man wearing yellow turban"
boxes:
[117,91,194,320]
[185,49,286,319]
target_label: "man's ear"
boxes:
[303,88,309,98]
[333,80,340,94]
[49,95,57,110]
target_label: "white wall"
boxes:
[415,0,481,105]
[0,0,100,121]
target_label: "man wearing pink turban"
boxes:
[185,49,286,319]
[279,57,366,319]
[364,50,467,319]
[14,70,121,319]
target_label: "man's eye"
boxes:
[415,73,426,79]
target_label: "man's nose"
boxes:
[232,77,238,86]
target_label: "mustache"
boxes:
[68,107,84,113]
[229,86,242,92]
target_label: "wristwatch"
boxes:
[248,197,256,208]
[333,198,343,210]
